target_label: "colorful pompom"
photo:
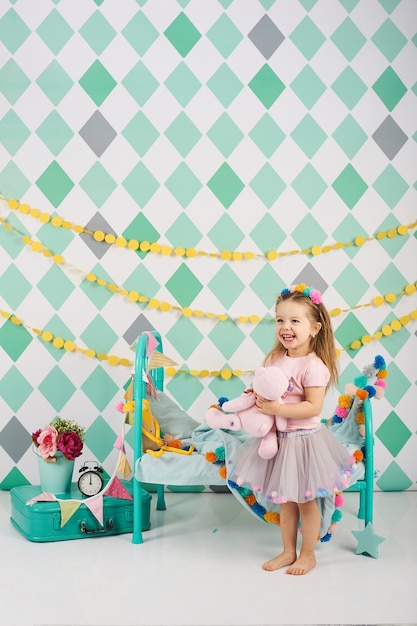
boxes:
[245,494,256,506]
[353,449,364,462]
[214,446,226,462]
[356,389,369,400]
[335,406,348,418]
[338,394,352,408]
[264,511,280,525]
[377,369,388,379]
[205,451,217,463]
[218,396,229,407]
[356,411,365,424]
[219,465,227,480]
[359,424,365,437]
[354,375,368,388]
[375,387,384,399]
[375,379,387,389]
[332,509,343,523]
[344,383,357,396]
[374,355,386,369]
[363,385,376,398]
[335,493,344,507]
[320,533,332,543]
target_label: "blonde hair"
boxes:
[264,290,338,388]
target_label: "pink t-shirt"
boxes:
[268,352,330,431]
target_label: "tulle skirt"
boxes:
[227,425,355,504]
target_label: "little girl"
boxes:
[228,284,354,576]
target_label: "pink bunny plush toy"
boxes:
[205,366,291,459]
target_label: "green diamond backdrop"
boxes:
[0,0,415,491]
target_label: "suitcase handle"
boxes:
[80,519,114,534]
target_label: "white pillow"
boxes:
[148,391,200,439]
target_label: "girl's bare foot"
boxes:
[286,553,316,575]
[262,551,297,571]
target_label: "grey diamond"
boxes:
[248,15,285,60]
[293,263,329,296]
[123,313,155,349]
[79,212,117,259]
[0,417,32,463]
[79,110,117,157]
[372,115,407,160]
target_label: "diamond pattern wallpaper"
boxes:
[0,0,416,491]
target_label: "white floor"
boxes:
[1,488,416,626]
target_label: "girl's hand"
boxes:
[255,395,281,415]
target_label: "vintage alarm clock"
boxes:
[78,461,104,497]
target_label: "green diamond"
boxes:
[250,264,284,308]
[208,214,244,252]
[208,265,244,309]
[36,60,73,106]
[0,366,33,411]
[248,64,285,109]
[338,0,360,10]
[0,59,30,104]
[37,265,76,310]
[165,112,202,157]
[249,164,285,208]
[164,12,201,57]
[378,0,401,12]
[291,65,326,109]
[207,63,243,107]
[0,321,32,361]
[207,113,243,157]
[291,114,327,158]
[165,62,202,106]
[81,315,119,355]
[122,112,159,157]
[166,318,204,361]
[332,67,367,109]
[290,16,325,60]
[298,0,319,8]
[38,314,74,362]
[372,67,407,111]
[122,163,159,206]
[0,212,28,259]
[0,110,30,155]
[85,416,118,462]
[123,213,160,256]
[334,312,368,355]
[165,213,202,248]
[208,366,245,403]
[80,264,114,310]
[373,165,408,209]
[36,9,74,54]
[207,163,244,208]
[0,161,30,198]
[374,215,408,258]
[165,163,202,208]
[377,313,411,357]
[124,264,161,306]
[376,462,412,491]
[36,161,74,207]
[122,62,159,106]
[332,114,367,158]
[291,164,327,208]
[249,114,285,157]
[37,215,74,254]
[0,8,30,53]
[122,11,158,55]
[79,10,116,55]
[332,164,367,209]
[374,262,408,303]
[250,213,286,254]
[165,264,203,307]
[0,265,32,309]
[208,320,246,359]
[207,13,243,58]
[332,214,366,259]
[371,19,407,61]
[80,162,117,208]
[39,366,76,412]
[79,60,116,106]
[383,362,411,408]
[81,367,119,412]
[166,363,204,410]
[291,213,327,248]
[333,265,370,308]
[250,315,280,357]
[330,17,366,61]
[36,110,74,156]
[1,468,30,490]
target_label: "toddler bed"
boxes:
[130,331,387,555]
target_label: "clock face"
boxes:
[78,470,103,497]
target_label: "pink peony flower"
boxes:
[57,431,83,461]
[37,426,58,459]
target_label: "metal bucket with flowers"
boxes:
[32,417,85,495]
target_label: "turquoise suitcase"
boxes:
[10,480,152,542]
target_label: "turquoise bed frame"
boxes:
[131,330,376,547]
